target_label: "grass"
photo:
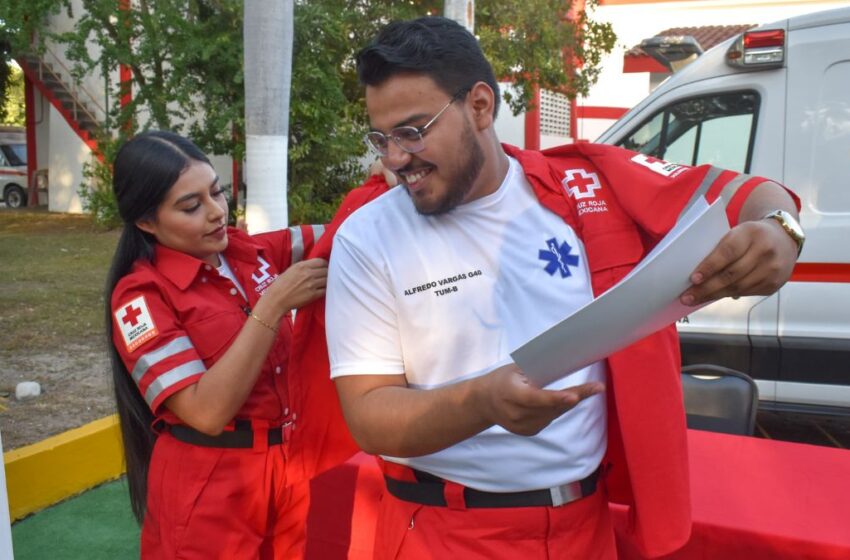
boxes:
[0,208,120,356]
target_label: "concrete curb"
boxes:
[4,415,124,521]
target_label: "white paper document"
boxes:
[510,198,729,387]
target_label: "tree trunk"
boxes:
[243,0,293,232]
[444,0,474,32]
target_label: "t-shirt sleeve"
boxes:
[325,232,404,378]
[111,277,206,413]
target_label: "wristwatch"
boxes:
[762,210,805,257]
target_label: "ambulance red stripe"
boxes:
[790,263,850,283]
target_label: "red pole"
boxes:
[231,123,240,207]
[566,0,585,142]
[119,0,133,131]
[570,98,579,141]
[524,84,541,151]
[24,74,38,206]
[232,159,239,206]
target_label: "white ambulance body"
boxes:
[596,6,850,412]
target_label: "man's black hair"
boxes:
[356,16,501,119]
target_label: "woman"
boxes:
[106,131,327,558]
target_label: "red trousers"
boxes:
[373,485,617,559]
[141,432,309,559]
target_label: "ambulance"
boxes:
[0,126,27,208]
[596,6,850,412]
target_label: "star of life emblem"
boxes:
[115,295,159,352]
[539,238,580,278]
[562,169,602,200]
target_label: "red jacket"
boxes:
[285,175,388,484]
[287,146,799,557]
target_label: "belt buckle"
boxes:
[549,480,583,507]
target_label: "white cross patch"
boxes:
[115,295,159,352]
[631,154,688,178]
[562,169,602,200]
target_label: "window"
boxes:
[618,92,758,173]
[0,144,26,166]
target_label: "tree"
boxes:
[0,0,67,122]
[1,1,615,225]
[1,64,25,126]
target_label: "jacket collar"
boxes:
[152,227,260,290]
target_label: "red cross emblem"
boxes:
[563,169,601,200]
[641,155,667,165]
[115,296,159,352]
[630,153,686,177]
[122,304,143,327]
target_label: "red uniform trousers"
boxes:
[141,432,309,559]
[373,485,617,559]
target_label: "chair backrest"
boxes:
[681,364,759,436]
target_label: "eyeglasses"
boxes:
[364,89,469,157]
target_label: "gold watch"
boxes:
[763,210,805,257]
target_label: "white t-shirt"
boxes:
[326,157,606,492]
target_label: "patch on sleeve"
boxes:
[630,153,689,178]
[114,295,159,353]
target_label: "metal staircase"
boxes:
[16,46,104,156]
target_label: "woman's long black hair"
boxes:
[105,131,210,523]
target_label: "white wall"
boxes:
[48,105,93,213]
[0,432,14,560]
[34,90,51,173]
[579,0,850,140]
[45,0,110,123]
[493,82,527,148]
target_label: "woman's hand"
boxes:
[265,258,328,314]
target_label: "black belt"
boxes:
[384,466,600,509]
[169,419,289,449]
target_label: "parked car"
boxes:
[0,128,28,208]
[597,6,850,413]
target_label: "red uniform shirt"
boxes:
[111,226,320,426]
[293,146,799,557]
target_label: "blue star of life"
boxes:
[538,237,579,278]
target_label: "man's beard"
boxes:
[410,119,485,216]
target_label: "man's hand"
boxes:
[476,364,604,436]
[680,218,798,307]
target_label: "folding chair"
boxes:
[681,364,759,436]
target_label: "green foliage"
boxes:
[2,0,616,225]
[477,0,616,115]
[0,0,69,116]
[77,135,124,229]
[1,64,25,125]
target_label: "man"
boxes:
[325,17,801,559]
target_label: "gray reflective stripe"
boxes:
[312,224,326,244]
[131,336,194,384]
[290,226,305,264]
[677,166,724,222]
[144,360,206,407]
[718,173,754,205]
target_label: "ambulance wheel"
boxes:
[4,184,26,208]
